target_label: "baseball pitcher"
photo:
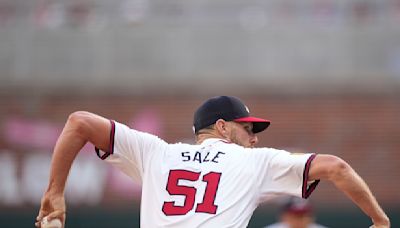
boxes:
[35,96,390,228]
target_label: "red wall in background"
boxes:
[0,93,399,208]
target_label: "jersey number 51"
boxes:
[162,169,222,216]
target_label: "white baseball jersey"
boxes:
[96,120,320,228]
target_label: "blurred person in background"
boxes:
[264,196,328,228]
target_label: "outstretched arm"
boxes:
[35,111,111,228]
[308,154,390,228]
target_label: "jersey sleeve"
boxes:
[252,148,320,200]
[95,120,168,182]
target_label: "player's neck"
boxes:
[195,132,226,145]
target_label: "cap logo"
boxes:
[245,105,250,113]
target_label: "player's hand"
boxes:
[370,225,390,228]
[370,215,391,228]
[35,192,66,228]
[369,220,391,228]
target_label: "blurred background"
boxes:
[0,0,399,227]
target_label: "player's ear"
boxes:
[215,119,228,135]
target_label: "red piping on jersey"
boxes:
[95,120,115,160]
[219,139,232,144]
[301,154,320,199]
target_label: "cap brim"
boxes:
[234,117,271,133]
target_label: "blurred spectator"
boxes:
[264,196,328,228]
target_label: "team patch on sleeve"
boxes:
[95,120,116,160]
[301,154,320,199]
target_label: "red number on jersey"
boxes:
[162,170,222,216]
[162,170,200,216]
[195,172,221,214]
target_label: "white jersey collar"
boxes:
[200,138,230,146]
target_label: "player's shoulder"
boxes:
[116,121,163,139]
[168,141,200,151]
[247,147,290,157]
[215,142,286,160]
[114,121,169,148]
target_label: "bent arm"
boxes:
[308,154,390,227]
[36,111,111,227]
[46,111,111,194]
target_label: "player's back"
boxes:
[141,138,266,228]
[101,121,313,228]
[102,120,313,227]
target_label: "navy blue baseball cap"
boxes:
[193,96,270,134]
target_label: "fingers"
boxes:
[36,193,66,227]
[46,210,66,221]
[36,212,44,222]
[36,197,49,225]
[36,211,45,228]
[35,219,43,228]
[35,211,66,228]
